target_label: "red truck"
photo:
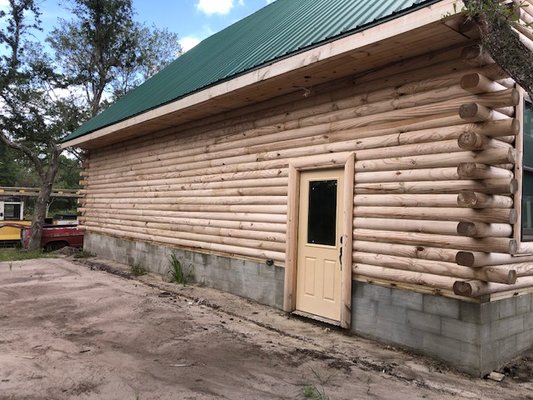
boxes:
[21,224,84,251]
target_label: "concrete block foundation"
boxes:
[84,232,533,376]
[84,232,285,308]
[351,281,533,376]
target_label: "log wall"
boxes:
[80,41,533,298]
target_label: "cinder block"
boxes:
[391,288,423,311]
[441,317,479,345]
[493,298,516,319]
[377,302,407,325]
[490,315,524,341]
[352,299,377,334]
[516,295,531,315]
[406,309,441,334]
[494,335,518,362]
[459,301,487,324]
[423,295,460,319]
[422,333,480,372]
[516,330,533,352]
[364,284,392,304]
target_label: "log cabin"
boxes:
[61,0,533,375]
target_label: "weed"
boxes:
[130,262,147,276]
[300,369,333,400]
[73,249,95,259]
[302,384,328,400]
[168,253,193,284]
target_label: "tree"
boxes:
[0,0,181,250]
[0,0,81,249]
[462,0,533,100]
[48,0,181,116]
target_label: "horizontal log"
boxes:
[352,263,457,291]
[453,277,533,297]
[354,194,458,207]
[83,226,285,262]
[457,191,513,209]
[353,252,516,283]
[456,251,533,267]
[456,222,513,238]
[460,73,507,94]
[354,178,518,195]
[82,195,287,206]
[456,163,514,179]
[83,222,286,252]
[354,206,517,224]
[459,103,512,123]
[355,147,515,172]
[80,214,286,233]
[476,118,519,137]
[355,167,460,183]
[353,240,459,263]
[80,209,287,223]
[81,203,287,215]
[354,217,458,235]
[354,228,517,254]
[83,219,286,243]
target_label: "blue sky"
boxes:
[0,0,275,52]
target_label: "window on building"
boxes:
[522,101,533,241]
[4,203,22,220]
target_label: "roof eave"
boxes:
[61,0,463,150]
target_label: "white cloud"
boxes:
[196,0,235,16]
[180,36,201,53]
[265,0,276,4]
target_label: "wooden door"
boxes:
[296,169,344,322]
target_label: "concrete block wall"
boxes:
[351,281,533,376]
[84,232,285,308]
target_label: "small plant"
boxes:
[73,249,95,259]
[130,262,147,276]
[168,253,193,284]
[302,384,328,400]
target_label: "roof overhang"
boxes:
[62,0,468,150]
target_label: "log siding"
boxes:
[79,42,531,298]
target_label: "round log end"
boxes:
[460,73,481,90]
[461,45,482,61]
[510,119,520,135]
[510,239,518,255]
[509,208,518,224]
[456,251,475,267]
[510,179,519,195]
[510,89,520,106]
[459,103,479,119]
[457,191,477,208]
[457,221,477,237]
[458,133,486,151]
[453,280,473,297]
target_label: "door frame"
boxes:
[283,152,355,328]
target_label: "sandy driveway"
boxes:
[0,257,532,400]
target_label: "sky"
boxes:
[0,0,276,52]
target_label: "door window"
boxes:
[307,179,337,246]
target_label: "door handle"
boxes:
[339,236,343,269]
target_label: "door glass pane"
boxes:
[307,179,337,246]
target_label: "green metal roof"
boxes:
[63,0,440,142]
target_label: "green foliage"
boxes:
[130,262,146,276]
[168,253,193,285]
[48,0,181,116]
[0,248,50,262]
[301,385,328,400]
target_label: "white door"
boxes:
[296,169,344,322]
[0,202,4,221]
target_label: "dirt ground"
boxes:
[1,257,532,400]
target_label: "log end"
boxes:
[460,73,481,91]
[456,251,475,267]
[457,191,478,208]
[457,221,477,237]
[453,280,473,297]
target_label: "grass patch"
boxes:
[0,248,50,262]
[168,253,193,285]
[73,249,95,259]
[130,262,147,276]
[302,385,328,400]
